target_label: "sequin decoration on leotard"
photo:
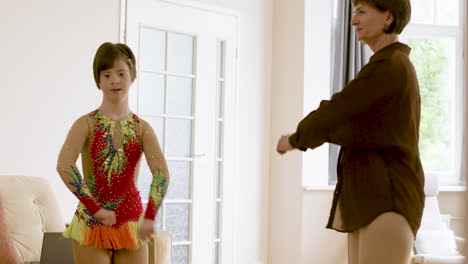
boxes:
[146,167,169,219]
[93,110,138,184]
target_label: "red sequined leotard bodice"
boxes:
[57,110,169,249]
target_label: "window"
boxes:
[304,0,466,188]
[400,0,466,186]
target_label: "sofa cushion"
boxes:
[0,176,65,263]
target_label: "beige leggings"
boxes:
[72,241,149,264]
[348,212,414,264]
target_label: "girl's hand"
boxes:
[138,219,155,240]
[277,134,293,155]
[94,209,117,227]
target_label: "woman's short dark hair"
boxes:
[93,42,137,89]
[352,0,411,34]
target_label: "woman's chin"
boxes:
[357,35,368,44]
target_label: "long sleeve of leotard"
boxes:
[141,121,170,220]
[57,116,102,215]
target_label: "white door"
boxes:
[125,1,238,263]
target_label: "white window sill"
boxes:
[303,185,335,191]
[303,185,466,192]
[439,186,466,192]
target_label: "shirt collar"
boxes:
[370,42,411,61]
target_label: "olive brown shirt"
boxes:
[289,42,425,236]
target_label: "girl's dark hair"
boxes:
[93,42,137,89]
[352,0,411,34]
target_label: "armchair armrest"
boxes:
[411,254,465,264]
[148,230,172,264]
[410,254,465,264]
[454,236,465,256]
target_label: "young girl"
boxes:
[57,42,169,264]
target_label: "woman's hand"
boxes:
[277,134,293,155]
[138,219,155,240]
[94,209,117,227]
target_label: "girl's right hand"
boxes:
[94,209,117,227]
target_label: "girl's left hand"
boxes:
[138,219,155,240]
[277,134,293,155]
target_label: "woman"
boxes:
[57,42,169,264]
[277,0,424,263]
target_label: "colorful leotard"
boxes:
[57,110,169,249]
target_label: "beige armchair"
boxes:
[0,193,19,264]
[410,173,465,264]
[0,175,172,264]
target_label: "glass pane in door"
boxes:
[166,161,191,200]
[167,33,194,74]
[167,76,193,116]
[173,245,190,264]
[138,72,165,115]
[140,28,166,72]
[145,116,165,147]
[166,203,190,241]
[137,26,195,264]
[166,118,192,158]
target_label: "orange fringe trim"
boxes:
[63,215,145,250]
[84,224,137,249]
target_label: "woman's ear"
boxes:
[385,11,394,26]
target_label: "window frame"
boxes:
[303,0,466,189]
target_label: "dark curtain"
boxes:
[328,0,371,184]
[462,10,467,184]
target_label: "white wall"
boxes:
[268,0,347,263]
[0,0,272,264]
[302,191,348,264]
[269,0,305,263]
[439,191,465,237]
[0,0,120,218]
